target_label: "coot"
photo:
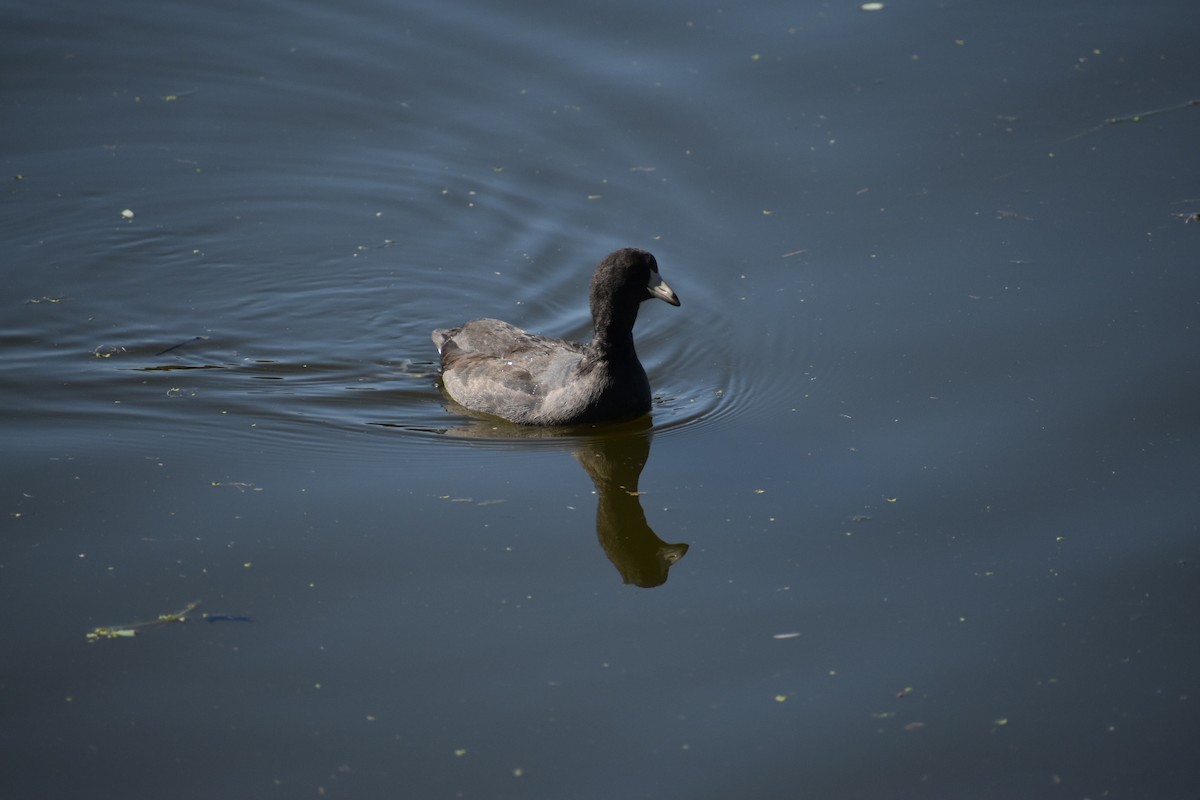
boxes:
[432,248,680,425]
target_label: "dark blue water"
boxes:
[3,0,1198,797]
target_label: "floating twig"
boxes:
[1105,99,1199,126]
[155,336,207,357]
[1062,98,1199,142]
[86,601,199,641]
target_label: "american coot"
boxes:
[432,248,681,425]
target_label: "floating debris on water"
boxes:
[85,601,252,641]
[86,601,199,641]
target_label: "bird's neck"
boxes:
[590,302,639,359]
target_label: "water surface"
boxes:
[2,0,1198,798]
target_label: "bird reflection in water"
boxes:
[437,416,688,587]
[572,426,688,587]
